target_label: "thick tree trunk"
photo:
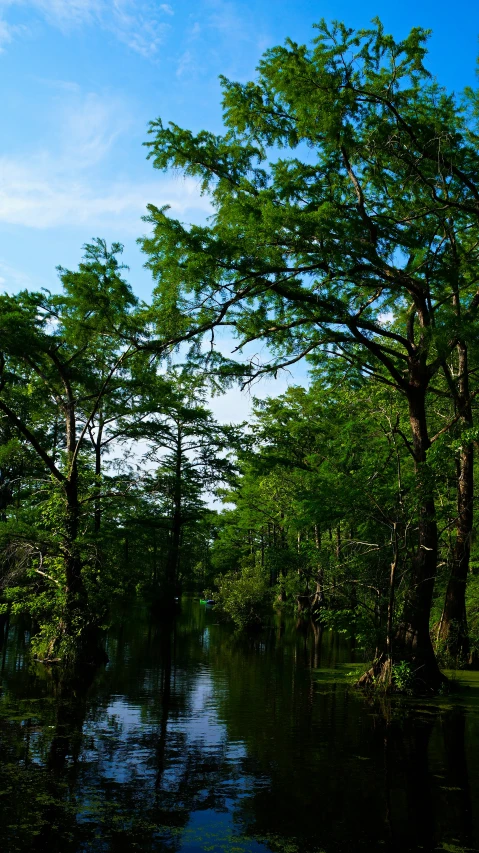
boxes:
[386,523,399,661]
[167,506,181,597]
[59,403,96,662]
[311,524,325,611]
[394,385,443,689]
[94,422,103,534]
[62,469,105,663]
[438,445,473,661]
[439,342,473,662]
[64,404,84,602]
[165,426,182,605]
[64,476,81,589]
[358,382,444,691]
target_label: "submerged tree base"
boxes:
[33,617,108,667]
[355,653,448,695]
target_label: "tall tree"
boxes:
[141,21,479,687]
[0,240,138,659]
[139,369,238,603]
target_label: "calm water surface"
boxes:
[1,600,479,852]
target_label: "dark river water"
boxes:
[1,600,479,853]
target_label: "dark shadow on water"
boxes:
[0,602,478,852]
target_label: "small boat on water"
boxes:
[199,598,215,606]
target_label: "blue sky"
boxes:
[1,0,478,417]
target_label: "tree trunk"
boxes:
[277,514,287,602]
[358,382,444,691]
[61,404,90,657]
[64,405,84,607]
[64,475,81,589]
[94,419,104,534]
[153,529,158,583]
[386,522,399,661]
[394,384,443,689]
[438,341,473,661]
[438,445,473,661]
[165,426,182,604]
[311,524,325,610]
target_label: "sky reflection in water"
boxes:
[0,600,479,852]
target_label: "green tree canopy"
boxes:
[140,19,479,686]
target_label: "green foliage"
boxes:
[0,241,241,658]
[392,661,415,693]
[137,16,479,684]
[319,607,378,656]
[4,18,479,682]
[213,564,272,630]
[465,574,479,660]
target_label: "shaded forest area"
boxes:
[2,19,479,691]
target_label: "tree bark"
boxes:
[386,522,399,662]
[394,384,443,689]
[63,403,87,639]
[165,424,182,604]
[94,417,104,534]
[311,524,325,610]
[358,380,444,691]
[438,342,473,661]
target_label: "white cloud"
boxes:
[0,258,32,289]
[0,0,173,58]
[105,1,170,59]
[0,17,13,48]
[0,157,211,231]
[34,77,82,92]
[0,0,101,28]
[59,91,131,168]
[27,0,102,26]
[0,14,26,49]
[206,0,248,40]
[0,89,211,231]
[176,49,197,78]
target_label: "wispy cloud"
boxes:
[0,0,174,58]
[0,90,211,231]
[0,161,211,230]
[0,18,12,48]
[175,1,269,80]
[207,0,246,39]
[0,14,26,50]
[59,91,131,168]
[104,0,171,59]
[0,258,33,289]
[176,49,197,78]
[34,77,82,92]
[27,0,102,27]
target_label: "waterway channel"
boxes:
[0,599,478,852]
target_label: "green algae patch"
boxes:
[312,663,364,685]
[438,669,479,711]
[256,835,327,853]
[444,669,479,690]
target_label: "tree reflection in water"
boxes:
[0,601,478,852]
